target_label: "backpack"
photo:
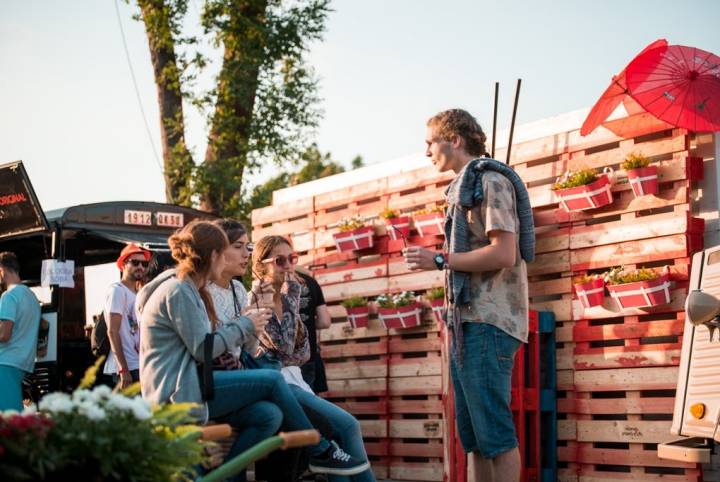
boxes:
[90,312,110,357]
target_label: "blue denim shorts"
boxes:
[450,322,521,458]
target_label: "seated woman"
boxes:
[137,220,368,481]
[250,235,376,482]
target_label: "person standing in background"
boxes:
[103,243,151,388]
[295,266,331,393]
[0,252,41,411]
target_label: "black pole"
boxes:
[506,78,522,165]
[491,81,499,158]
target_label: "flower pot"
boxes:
[554,174,613,212]
[428,298,444,323]
[345,306,370,329]
[333,226,374,252]
[413,213,444,237]
[386,216,411,241]
[627,165,658,197]
[574,278,605,309]
[378,303,423,329]
[607,274,671,309]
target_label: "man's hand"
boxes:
[403,247,439,271]
[119,371,133,389]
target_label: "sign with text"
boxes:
[0,161,49,239]
[156,212,184,228]
[124,209,152,226]
[41,259,75,288]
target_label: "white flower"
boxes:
[91,385,112,402]
[106,393,134,412]
[72,389,93,403]
[78,404,106,421]
[39,392,73,414]
[129,397,152,420]
[22,403,37,414]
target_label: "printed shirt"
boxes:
[449,171,529,343]
[0,284,41,373]
[103,282,140,374]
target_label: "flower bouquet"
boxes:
[376,291,422,329]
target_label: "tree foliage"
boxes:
[134,0,330,217]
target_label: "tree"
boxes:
[134,0,330,216]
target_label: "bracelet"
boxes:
[118,368,129,375]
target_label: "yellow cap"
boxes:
[690,403,706,419]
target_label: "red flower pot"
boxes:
[574,278,605,309]
[333,226,374,252]
[428,298,444,323]
[345,306,369,329]
[554,174,613,212]
[607,274,671,309]
[386,216,411,240]
[627,165,658,197]
[378,303,423,329]
[413,213,444,237]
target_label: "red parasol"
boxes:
[625,44,720,132]
[580,39,668,136]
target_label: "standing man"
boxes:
[103,243,151,388]
[296,267,331,394]
[0,252,41,411]
[403,109,535,482]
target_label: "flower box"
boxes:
[378,303,423,329]
[574,278,606,308]
[345,306,370,329]
[333,226,374,252]
[386,216,411,241]
[627,165,658,197]
[413,212,444,237]
[607,273,671,309]
[428,298,444,324]
[554,174,613,212]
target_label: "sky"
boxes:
[1,0,719,211]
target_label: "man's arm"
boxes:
[107,313,129,370]
[315,304,332,329]
[0,320,13,342]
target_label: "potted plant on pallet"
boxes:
[341,296,370,328]
[622,152,658,197]
[424,287,445,323]
[380,208,411,241]
[412,205,445,237]
[573,273,606,309]
[552,168,614,212]
[376,291,423,329]
[606,266,671,309]
[333,216,374,252]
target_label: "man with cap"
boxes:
[103,243,152,388]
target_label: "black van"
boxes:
[0,160,215,394]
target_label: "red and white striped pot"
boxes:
[378,303,423,329]
[627,165,658,197]
[333,226,374,252]
[386,216,411,240]
[345,306,370,329]
[413,213,444,237]
[428,298,444,324]
[607,273,671,309]
[554,174,613,212]
[574,278,605,309]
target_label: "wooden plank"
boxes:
[314,258,388,285]
[319,320,387,342]
[324,358,388,380]
[251,196,313,225]
[569,212,703,250]
[558,420,577,441]
[578,470,700,482]
[529,276,572,297]
[531,298,572,321]
[572,288,687,320]
[389,461,444,482]
[389,397,444,414]
[573,366,678,391]
[322,277,388,302]
[572,318,685,342]
[389,419,444,439]
[573,397,675,415]
[389,375,442,396]
[314,178,388,211]
[576,445,696,468]
[390,440,444,458]
[574,345,681,370]
[568,133,688,172]
[536,227,571,253]
[325,377,387,397]
[321,339,388,358]
[359,419,387,438]
[389,353,442,377]
[528,250,570,276]
[388,270,444,292]
[577,420,673,444]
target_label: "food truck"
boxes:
[0,160,215,394]
[658,244,720,464]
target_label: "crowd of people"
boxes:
[0,108,531,482]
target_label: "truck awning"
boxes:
[84,228,170,251]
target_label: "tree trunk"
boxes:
[138,0,195,206]
[200,0,268,215]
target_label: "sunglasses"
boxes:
[261,254,299,267]
[128,259,149,268]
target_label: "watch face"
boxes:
[434,254,444,263]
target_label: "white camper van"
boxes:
[658,245,720,463]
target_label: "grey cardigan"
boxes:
[137,269,255,422]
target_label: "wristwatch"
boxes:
[433,252,447,270]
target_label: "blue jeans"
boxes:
[290,385,376,482]
[450,323,521,458]
[207,369,330,458]
[0,365,23,411]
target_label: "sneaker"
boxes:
[308,441,370,476]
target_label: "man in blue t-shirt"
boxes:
[0,252,41,411]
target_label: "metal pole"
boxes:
[491,81,499,158]
[506,78,522,165]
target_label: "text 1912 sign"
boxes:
[0,162,48,239]
[124,210,152,226]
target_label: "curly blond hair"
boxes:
[427,108,488,157]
